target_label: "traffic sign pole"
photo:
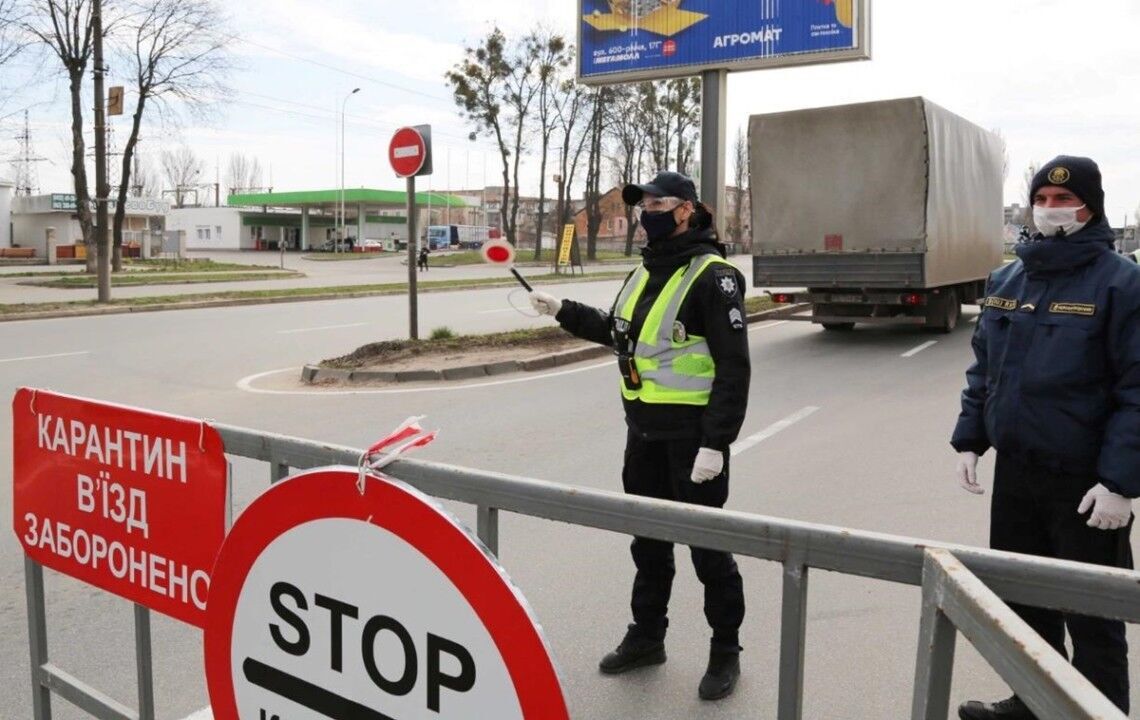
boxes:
[407,176,418,340]
[388,125,432,341]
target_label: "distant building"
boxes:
[1004,203,1028,227]
[11,193,168,258]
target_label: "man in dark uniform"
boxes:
[529,171,750,700]
[952,156,1139,719]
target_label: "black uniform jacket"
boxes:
[951,220,1140,497]
[555,228,750,451]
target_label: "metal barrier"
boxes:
[23,421,1140,719]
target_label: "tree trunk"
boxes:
[68,68,95,274]
[113,92,146,272]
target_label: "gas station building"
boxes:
[166,188,467,251]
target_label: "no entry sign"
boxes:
[12,388,227,627]
[388,125,432,178]
[204,468,568,720]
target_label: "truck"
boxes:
[749,97,1004,332]
[425,224,495,251]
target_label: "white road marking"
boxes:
[0,350,89,364]
[756,320,788,329]
[237,360,614,395]
[179,708,212,720]
[901,340,937,358]
[731,406,819,457]
[277,322,369,334]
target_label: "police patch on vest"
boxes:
[984,296,1017,311]
[672,321,687,342]
[728,307,744,330]
[1049,302,1096,316]
[714,267,738,298]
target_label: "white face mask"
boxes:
[1033,204,1088,237]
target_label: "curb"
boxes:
[300,303,807,386]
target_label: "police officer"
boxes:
[952,156,1139,719]
[529,171,750,700]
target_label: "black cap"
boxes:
[1029,156,1104,221]
[622,171,698,206]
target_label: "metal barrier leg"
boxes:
[134,605,155,720]
[477,506,499,557]
[777,559,809,720]
[25,557,52,720]
[271,462,290,484]
[910,552,957,720]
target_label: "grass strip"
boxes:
[24,271,302,288]
[0,271,633,316]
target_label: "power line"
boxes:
[240,37,455,106]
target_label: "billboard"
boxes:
[578,0,869,84]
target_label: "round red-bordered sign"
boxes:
[389,127,427,178]
[480,239,516,265]
[204,468,568,720]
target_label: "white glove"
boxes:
[956,451,983,495]
[1077,483,1133,530]
[529,291,562,317]
[690,447,724,483]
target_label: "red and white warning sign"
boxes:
[204,467,568,720]
[388,125,432,178]
[480,238,516,265]
[12,387,227,627]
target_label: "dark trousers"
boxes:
[991,453,1133,712]
[621,432,745,651]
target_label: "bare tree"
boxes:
[662,78,700,173]
[729,126,749,249]
[0,0,29,67]
[226,152,261,195]
[553,76,588,234]
[606,85,645,256]
[130,151,158,197]
[161,145,202,208]
[24,0,97,271]
[583,87,610,261]
[525,28,570,260]
[446,28,515,242]
[110,0,231,269]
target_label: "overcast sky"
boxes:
[4,0,1140,223]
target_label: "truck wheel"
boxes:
[821,322,855,332]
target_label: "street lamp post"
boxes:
[339,87,360,253]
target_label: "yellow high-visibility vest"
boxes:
[613,254,731,405]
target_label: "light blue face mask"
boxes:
[1033,204,1088,237]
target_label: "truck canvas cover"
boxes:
[749,97,1003,288]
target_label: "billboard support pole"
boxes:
[700,69,727,229]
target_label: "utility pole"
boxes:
[93,0,111,301]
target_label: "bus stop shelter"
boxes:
[226,188,465,250]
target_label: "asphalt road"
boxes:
[2,278,1138,719]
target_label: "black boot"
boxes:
[698,647,740,700]
[958,695,1037,720]
[598,626,666,674]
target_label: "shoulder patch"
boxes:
[728,307,744,330]
[983,296,1017,311]
[1049,302,1096,316]
[713,266,739,299]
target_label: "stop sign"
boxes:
[389,126,430,178]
